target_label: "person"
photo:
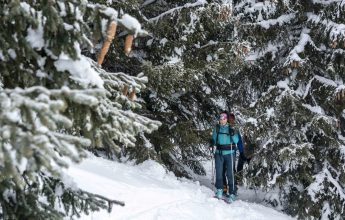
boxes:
[210,111,243,203]
[236,132,255,182]
[222,113,244,195]
[237,136,252,172]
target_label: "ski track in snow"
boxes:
[66,155,295,220]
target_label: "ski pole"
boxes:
[231,145,235,194]
[211,157,215,185]
[211,146,215,185]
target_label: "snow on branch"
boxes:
[305,74,342,99]
[90,60,148,105]
[307,163,345,203]
[284,29,318,67]
[88,3,147,37]
[256,13,296,29]
[312,0,344,5]
[314,75,345,100]
[303,76,345,103]
[0,87,106,188]
[148,0,207,23]
[238,0,278,21]
[55,48,105,89]
[307,13,345,42]
[314,75,338,87]
[22,3,102,88]
[245,41,283,62]
[142,0,157,7]
[62,61,161,150]
[94,99,161,149]
[118,14,148,37]
[87,5,148,65]
[21,1,151,90]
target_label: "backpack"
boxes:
[242,134,255,158]
[215,123,238,145]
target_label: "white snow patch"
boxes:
[312,0,343,5]
[302,104,324,115]
[262,138,273,149]
[54,43,103,88]
[67,154,294,220]
[246,42,282,62]
[246,117,258,126]
[174,47,183,56]
[36,70,47,78]
[26,15,45,49]
[314,75,338,87]
[266,108,275,120]
[160,38,168,46]
[207,54,213,62]
[307,12,345,40]
[210,97,227,110]
[120,14,146,37]
[149,0,207,23]
[8,49,16,59]
[100,7,118,20]
[0,50,4,60]
[146,39,153,46]
[257,13,295,29]
[277,79,290,90]
[268,172,281,186]
[203,85,211,94]
[165,55,182,64]
[57,1,67,16]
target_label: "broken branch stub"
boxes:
[124,34,134,56]
[97,22,117,65]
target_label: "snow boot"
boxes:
[228,194,236,203]
[216,189,223,199]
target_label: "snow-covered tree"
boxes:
[232,0,345,218]
[0,1,160,219]
[44,0,344,218]
[96,0,250,177]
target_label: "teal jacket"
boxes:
[211,123,243,152]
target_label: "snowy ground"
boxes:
[66,154,295,220]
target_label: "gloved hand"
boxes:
[240,152,247,160]
[209,138,215,147]
[208,138,217,155]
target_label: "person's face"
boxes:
[219,114,227,125]
[229,117,235,125]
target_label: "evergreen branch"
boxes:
[255,13,296,30]
[307,12,345,40]
[141,0,157,8]
[81,190,125,207]
[148,0,207,23]
[312,0,344,5]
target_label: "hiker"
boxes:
[210,111,243,202]
[222,113,244,195]
[236,135,255,172]
[236,133,255,181]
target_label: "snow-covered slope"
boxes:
[67,155,295,220]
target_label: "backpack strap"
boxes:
[229,126,234,148]
[216,123,234,146]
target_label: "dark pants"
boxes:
[237,156,251,172]
[223,155,251,192]
[215,153,236,195]
[222,159,236,193]
[222,163,227,187]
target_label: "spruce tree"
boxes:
[96,0,247,177]
[233,0,345,218]
[0,0,160,219]
[107,0,345,218]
